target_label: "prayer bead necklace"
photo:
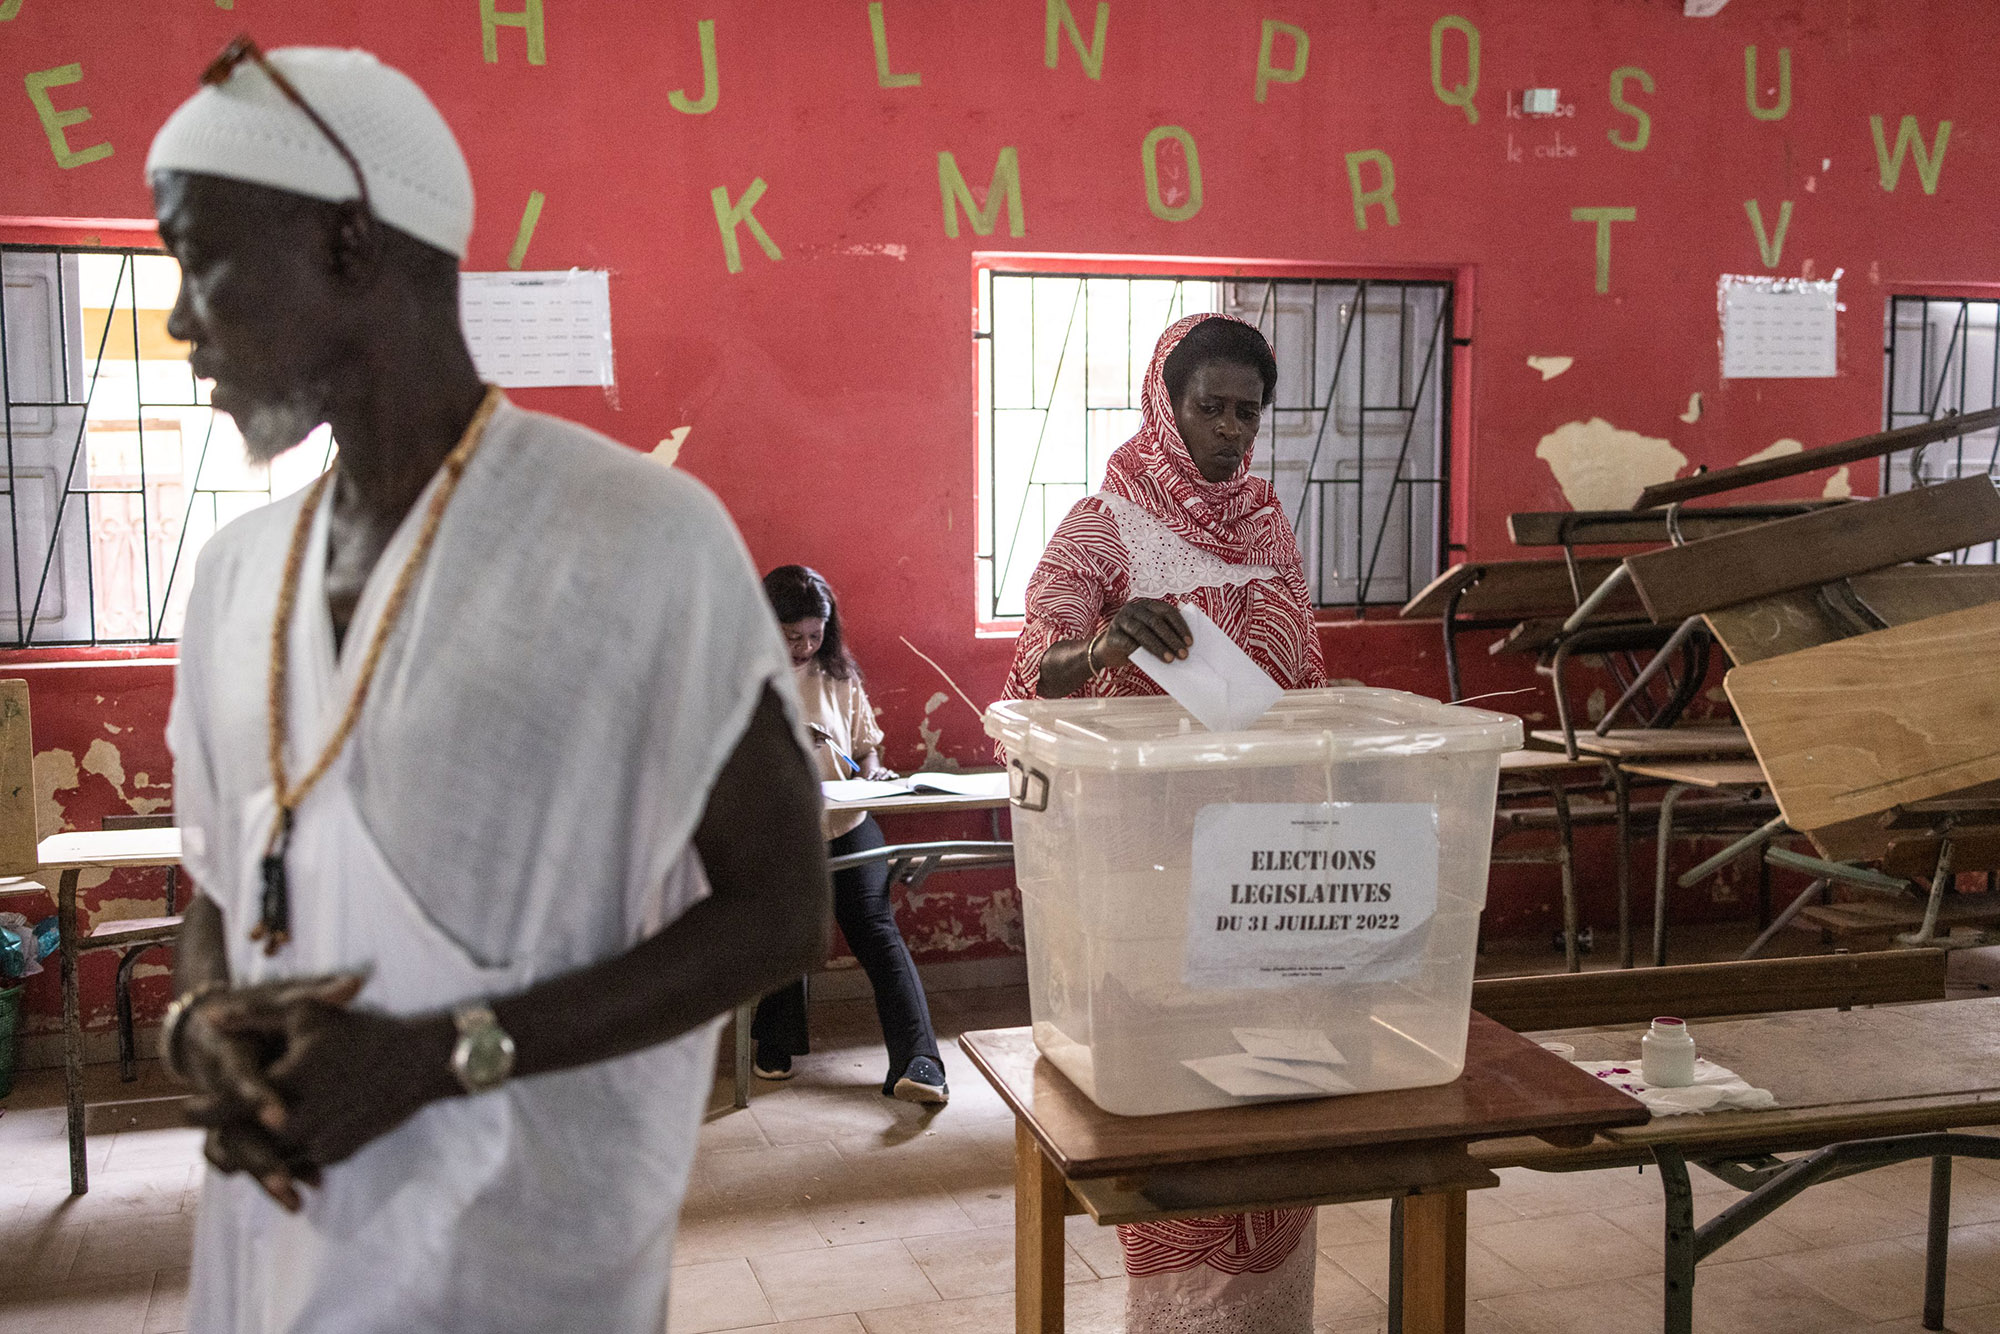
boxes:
[255,385,502,952]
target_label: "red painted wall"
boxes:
[4,0,1992,1037]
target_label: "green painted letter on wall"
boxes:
[1608,66,1653,152]
[1255,20,1308,104]
[1430,15,1479,124]
[480,0,546,65]
[1872,115,1952,194]
[1141,126,1202,222]
[1570,206,1635,294]
[711,178,782,274]
[1744,199,1793,269]
[23,64,112,169]
[1344,150,1398,230]
[1045,0,1108,81]
[0,0,24,22]
[507,191,546,270]
[1745,45,1789,121]
[870,3,921,88]
[939,148,1025,238]
[669,19,720,114]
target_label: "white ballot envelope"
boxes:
[1132,604,1285,732]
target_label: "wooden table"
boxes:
[42,827,184,1195]
[961,1015,1647,1334]
[1485,998,2000,1333]
[728,779,1014,1107]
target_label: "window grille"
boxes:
[976,269,1452,621]
[0,245,326,647]
[1884,295,2000,564]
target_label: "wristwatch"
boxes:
[449,1003,517,1094]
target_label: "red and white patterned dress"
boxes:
[1002,314,1326,1334]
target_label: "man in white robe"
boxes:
[148,42,829,1332]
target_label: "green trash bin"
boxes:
[0,985,20,1099]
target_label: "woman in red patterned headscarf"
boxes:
[1002,313,1325,1334]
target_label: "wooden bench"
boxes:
[1470,947,1946,1032]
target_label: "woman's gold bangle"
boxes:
[1084,630,1104,676]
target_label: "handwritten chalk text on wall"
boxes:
[668,20,720,114]
[25,64,112,170]
[712,178,782,273]
[940,148,1026,238]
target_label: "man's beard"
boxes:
[229,393,327,465]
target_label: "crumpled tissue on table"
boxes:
[1575,1058,1777,1116]
[1183,1028,1355,1097]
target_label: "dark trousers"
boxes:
[751,815,943,1090]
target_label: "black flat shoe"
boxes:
[890,1056,948,1105]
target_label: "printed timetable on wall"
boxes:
[1183,802,1441,989]
[1719,274,1839,379]
[460,269,617,389]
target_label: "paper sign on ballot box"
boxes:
[1183,802,1441,990]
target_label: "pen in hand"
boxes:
[806,724,862,776]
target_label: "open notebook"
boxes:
[821,771,1010,803]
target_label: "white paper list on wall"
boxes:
[460,270,615,389]
[1718,274,1839,379]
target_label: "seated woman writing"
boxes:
[1000,314,1326,1333]
[754,565,948,1104]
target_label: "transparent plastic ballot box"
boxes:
[985,687,1522,1116]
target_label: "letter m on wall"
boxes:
[938,148,1025,238]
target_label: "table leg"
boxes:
[731,1001,754,1110]
[59,868,87,1196]
[1015,1121,1067,1334]
[1612,765,1634,969]
[1657,1147,1695,1334]
[1395,1189,1467,1334]
[1925,1156,1952,1330]
[1654,783,1690,967]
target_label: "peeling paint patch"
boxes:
[916,691,958,771]
[1737,438,1803,466]
[1526,355,1574,381]
[834,243,909,260]
[650,426,691,468]
[33,748,77,836]
[1535,417,1686,510]
[103,722,122,734]
[91,895,168,928]
[82,738,126,791]
[1679,392,1703,424]
[1586,687,1607,723]
[1824,466,1853,499]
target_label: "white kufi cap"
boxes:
[147,46,474,260]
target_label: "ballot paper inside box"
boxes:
[985,687,1521,1116]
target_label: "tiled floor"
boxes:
[6,971,2000,1332]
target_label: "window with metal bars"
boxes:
[1884,295,2000,564]
[0,245,326,647]
[976,269,1452,622]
